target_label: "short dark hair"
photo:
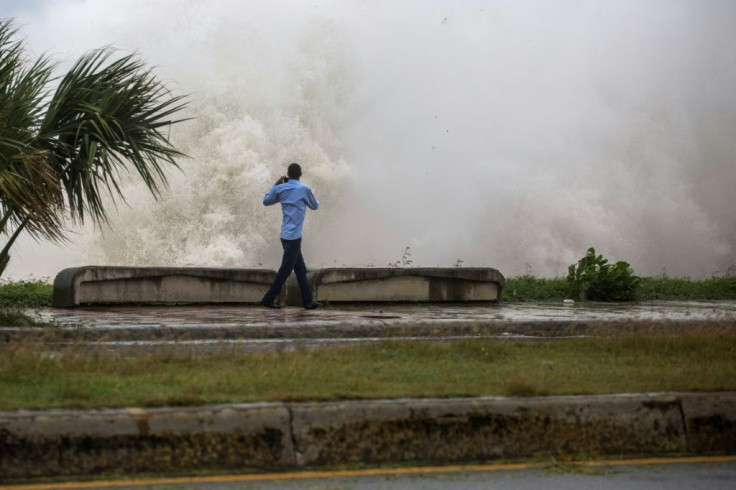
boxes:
[287,163,302,179]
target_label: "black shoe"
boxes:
[304,301,322,310]
[261,299,282,309]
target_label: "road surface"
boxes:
[5,457,736,490]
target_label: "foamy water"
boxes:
[7,0,736,280]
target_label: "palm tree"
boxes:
[0,19,187,276]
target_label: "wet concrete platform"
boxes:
[8,301,735,355]
[30,299,736,327]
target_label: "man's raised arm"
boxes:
[305,188,320,210]
[264,176,289,205]
[263,186,280,206]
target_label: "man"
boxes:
[261,163,322,309]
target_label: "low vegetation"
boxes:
[1,330,734,410]
[504,274,736,302]
[0,309,38,326]
[0,279,52,326]
[0,279,52,308]
[636,274,736,301]
[506,248,733,302]
[502,275,570,302]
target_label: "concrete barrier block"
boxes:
[680,392,736,453]
[0,404,294,478]
[289,395,686,466]
[52,266,281,307]
[286,268,505,306]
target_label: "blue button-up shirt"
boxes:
[263,179,320,240]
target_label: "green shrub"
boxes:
[566,248,640,301]
[0,280,53,308]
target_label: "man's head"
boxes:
[287,163,302,179]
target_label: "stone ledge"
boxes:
[1,392,733,479]
[287,267,505,306]
[52,266,281,307]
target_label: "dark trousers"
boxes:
[262,238,313,305]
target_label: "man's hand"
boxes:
[276,176,288,185]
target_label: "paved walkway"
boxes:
[33,300,736,329]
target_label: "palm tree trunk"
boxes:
[0,209,13,235]
[0,217,29,278]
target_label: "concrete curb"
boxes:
[0,403,292,478]
[1,392,734,479]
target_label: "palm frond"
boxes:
[0,18,61,240]
[40,47,189,225]
[0,17,189,271]
[0,149,65,240]
[0,19,54,168]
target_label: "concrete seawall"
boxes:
[1,392,733,479]
[287,268,505,306]
[52,266,505,307]
[52,267,281,307]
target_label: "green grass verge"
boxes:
[2,332,734,410]
[0,279,53,308]
[503,275,736,302]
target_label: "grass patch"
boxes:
[505,374,547,397]
[0,279,53,308]
[503,275,736,302]
[0,309,39,326]
[2,331,734,410]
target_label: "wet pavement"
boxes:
[6,301,735,355]
[30,300,736,327]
